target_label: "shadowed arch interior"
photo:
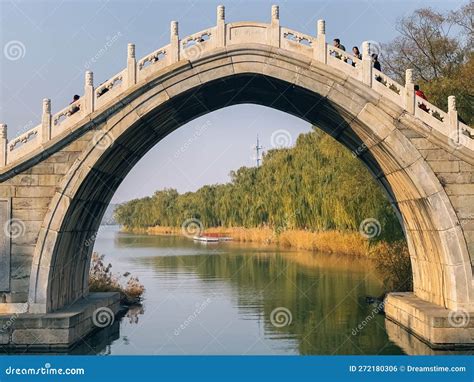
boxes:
[42,74,411,310]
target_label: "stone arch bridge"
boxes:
[0,5,473,349]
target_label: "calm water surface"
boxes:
[88,226,406,355]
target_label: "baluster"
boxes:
[170,21,179,63]
[216,5,225,47]
[41,98,51,143]
[84,71,94,114]
[270,5,280,47]
[127,43,137,87]
[361,41,372,87]
[315,19,326,64]
[0,124,7,167]
[448,96,459,144]
[404,69,415,114]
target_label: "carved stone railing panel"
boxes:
[414,96,448,135]
[372,69,403,105]
[226,22,269,45]
[95,69,126,109]
[7,124,41,163]
[280,27,313,54]
[461,122,474,139]
[180,28,216,60]
[8,125,39,152]
[52,101,82,127]
[327,44,360,79]
[459,123,474,151]
[137,46,169,81]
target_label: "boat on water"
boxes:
[193,236,219,242]
[192,233,233,243]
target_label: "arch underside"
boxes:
[28,49,472,312]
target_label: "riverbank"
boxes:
[124,226,371,257]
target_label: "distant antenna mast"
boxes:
[255,135,263,167]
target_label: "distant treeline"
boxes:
[115,128,404,242]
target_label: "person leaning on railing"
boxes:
[332,38,346,61]
[352,46,361,67]
[69,94,80,115]
[414,85,429,112]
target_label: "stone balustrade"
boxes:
[1,4,472,169]
[372,69,403,105]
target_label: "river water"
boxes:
[87,225,407,355]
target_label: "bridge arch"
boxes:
[24,44,472,313]
[0,5,472,347]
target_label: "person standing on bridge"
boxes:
[352,46,361,66]
[333,39,346,62]
[372,54,382,82]
[333,38,346,51]
[414,85,429,112]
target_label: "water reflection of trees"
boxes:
[132,249,403,354]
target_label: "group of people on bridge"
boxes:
[332,38,429,112]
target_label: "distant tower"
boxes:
[254,135,263,167]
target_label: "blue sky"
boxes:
[0,0,465,202]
